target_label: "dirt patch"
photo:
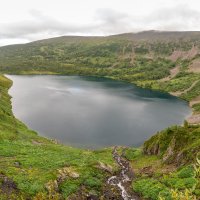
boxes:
[169,46,199,62]
[189,95,200,107]
[0,174,18,196]
[32,140,44,145]
[169,50,185,62]
[188,59,200,73]
[187,114,200,124]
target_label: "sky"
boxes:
[0,0,200,46]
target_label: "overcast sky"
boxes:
[0,0,200,46]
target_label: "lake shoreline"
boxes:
[5,72,195,123]
[6,74,192,149]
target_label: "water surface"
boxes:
[8,75,191,148]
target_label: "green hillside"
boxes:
[0,31,200,199]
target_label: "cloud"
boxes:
[93,8,135,34]
[0,8,133,42]
[144,4,200,31]
[0,11,77,39]
[0,3,200,46]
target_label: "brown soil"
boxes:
[187,114,200,124]
[188,59,200,73]
[169,46,199,62]
[0,173,19,197]
[189,95,200,107]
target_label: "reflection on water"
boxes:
[7,75,191,149]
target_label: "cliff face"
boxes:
[143,124,200,166]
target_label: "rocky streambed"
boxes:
[106,146,140,200]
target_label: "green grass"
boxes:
[192,103,200,113]
[132,162,199,200]
[143,125,200,165]
[133,178,172,200]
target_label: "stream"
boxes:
[107,147,140,200]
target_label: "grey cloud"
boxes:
[143,4,200,30]
[0,10,95,39]
[1,4,200,44]
[0,8,133,41]
[94,8,135,34]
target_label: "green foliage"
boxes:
[158,74,199,93]
[84,177,102,189]
[143,125,200,165]
[162,166,197,190]
[177,166,195,179]
[133,179,172,200]
[124,148,142,161]
[133,165,199,200]
[59,180,79,198]
[192,103,200,114]
[181,80,200,100]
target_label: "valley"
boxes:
[0,31,200,199]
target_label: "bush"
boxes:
[133,179,172,200]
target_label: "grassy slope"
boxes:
[0,75,116,199]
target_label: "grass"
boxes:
[192,103,200,114]
[130,153,199,200]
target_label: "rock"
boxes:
[97,162,113,173]
[143,142,160,156]
[163,137,176,163]
[87,193,99,200]
[45,180,59,193]
[14,162,20,167]
[57,167,80,183]
[139,166,153,176]
[70,171,80,178]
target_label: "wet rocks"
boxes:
[107,147,140,200]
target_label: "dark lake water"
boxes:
[7,75,191,149]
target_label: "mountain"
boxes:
[0,31,200,199]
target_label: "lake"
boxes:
[7,75,191,149]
